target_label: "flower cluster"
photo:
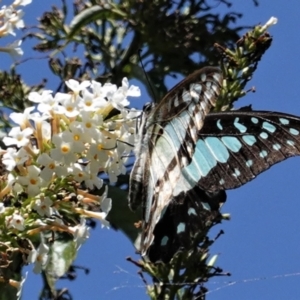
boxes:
[0,0,32,58]
[0,77,141,296]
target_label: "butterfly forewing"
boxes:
[146,67,223,126]
[128,67,223,256]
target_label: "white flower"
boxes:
[58,93,81,118]
[33,196,53,217]
[3,126,33,147]
[105,152,126,183]
[69,163,86,183]
[98,185,111,211]
[107,78,141,111]
[65,79,90,95]
[29,90,63,115]
[30,238,49,273]
[13,0,32,6]
[261,16,278,31]
[9,106,35,127]
[80,88,107,111]
[117,129,135,155]
[2,147,29,171]
[93,81,117,99]
[120,77,141,97]
[86,140,109,166]
[101,196,112,219]
[37,153,68,182]
[6,213,25,231]
[50,132,77,166]
[75,207,110,228]
[70,218,90,250]
[69,123,89,149]
[5,8,25,30]
[79,164,103,190]
[77,111,101,140]
[17,165,43,196]
[0,40,24,59]
[99,189,112,228]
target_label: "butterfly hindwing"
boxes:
[147,188,226,263]
[188,111,300,192]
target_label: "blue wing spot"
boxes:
[213,73,221,82]
[246,159,253,167]
[193,140,217,176]
[287,140,295,146]
[234,117,247,133]
[259,150,268,158]
[206,81,212,89]
[205,137,229,163]
[177,222,186,234]
[273,143,281,150]
[188,207,197,216]
[279,118,289,125]
[262,121,276,133]
[182,89,192,102]
[289,128,299,135]
[259,132,268,139]
[174,95,180,107]
[183,139,219,184]
[204,90,213,100]
[211,83,219,94]
[182,163,201,186]
[161,236,169,246]
[191,83,202,94]
[221,136,242,153]
[216,119,223,130]
[201,73,207,81]
[242,135,256,146]
[251,117,259,124]
[232,168,241,177]
[190,89,200,101]
[201,202,211,210]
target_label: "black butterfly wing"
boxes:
[128,67,223,256]
[147,110,300,262]
[147,188,226,263]
[146,67,223,126]
[195,111,300,191]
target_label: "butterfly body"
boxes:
[128,67,300,262]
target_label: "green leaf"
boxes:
[68,6,126,40]
[44,237,77,293]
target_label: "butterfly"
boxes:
[128,67,300,262]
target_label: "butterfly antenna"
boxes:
[138,49,157,102]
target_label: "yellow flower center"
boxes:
[61,145,70,153]
[30,179,37,185]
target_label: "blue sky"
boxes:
[1,1,300,299]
